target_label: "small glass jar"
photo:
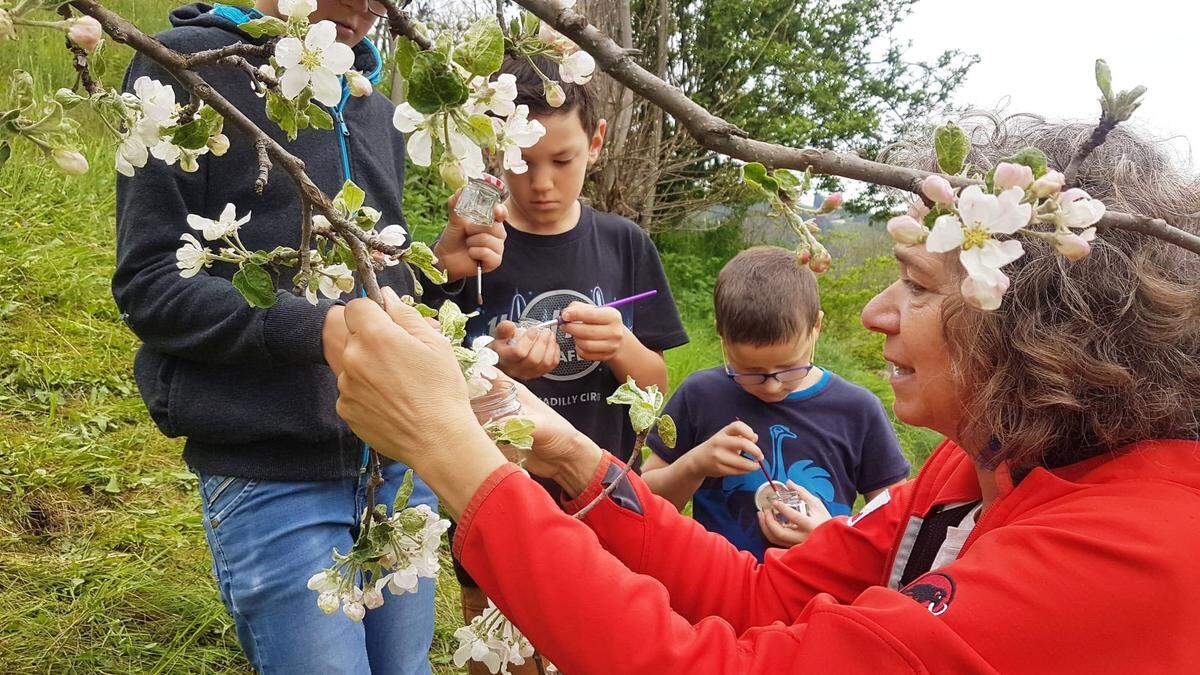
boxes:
[454,174,506,225]
[754,480,809,524]
[470,379,527,464]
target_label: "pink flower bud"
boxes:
[818,192,843,214]
[1030,170,1065,198]
[993,162,1034,190]
[544,81,566,108]
[343,601,366,622]
[808,245,832,274]
[363,587,385,610]
[348,71,373,98]
[67,16,103,53]
[52,148,89,176]
[440,162,467,191]
[796,248,811,265]
[920,175,956,205]
[317,592,339,615]
[1053,228,1095,261]
[207,133,230,157]
[887,215,928,245]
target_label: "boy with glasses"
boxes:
[642,246,909,559]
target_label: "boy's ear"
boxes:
[587,118,607,166]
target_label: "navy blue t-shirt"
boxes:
[648,366,910,560]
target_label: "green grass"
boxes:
[1,4,937,670]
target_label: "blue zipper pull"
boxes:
[332,108,350,137]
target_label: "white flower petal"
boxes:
[279,66,311,100]
[407,129,433,166]
[955,185,993,228]
[925,215,964,253]
[274,37,304,69]
[309,69,343,107]
[392,103,424,133]
[305,21,337,50]
[322,42,355,76]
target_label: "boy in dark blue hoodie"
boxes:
[113,3,505,672]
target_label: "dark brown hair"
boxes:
[882,113,1200,476]
[498,55,599,135]
[714,246,821,346]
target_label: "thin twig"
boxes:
[182,42,274,68]
[573,430,647,520]
[57,4,102,94]
[510,0,1200,256]
[1063,114,1119,188]
[297,196,313,289]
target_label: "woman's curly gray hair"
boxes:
[881,112,1200,477]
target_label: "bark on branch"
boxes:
[510,0,1200,255]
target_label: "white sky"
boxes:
[893,0,1197,168]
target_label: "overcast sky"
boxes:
[892,0,1195,167]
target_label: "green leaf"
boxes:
[772,168,800,192]
[401,295,439,317]
[740,162,779,195]
[999,147,1049,179]
[606,377,643,407]
[519,10,541,38]
[933,122,969,175]
[629,401,657,434]
[0,141,9,172]
[394,37,419,79]
[438,299,470,343]
[657,414,677,449]
[459,114,497,148]
[307,104,333,130]
[239,16,289,38]
[266,91,299,141]
[407,51,469,115]
[336,180,366,215]
[454,18,505,77]
[402,241,448,285]
[170,109,219,150]
[484,417,536,449]
[232,263,277,308]
[392,470,415,512]
[1094,59,1113,101]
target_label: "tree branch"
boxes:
[573,431,645,520]
[1063,114,1118,188]
[510,0,1200,255]
[182,41,273,68]
[376,0,433,50]
[68,0,389,300]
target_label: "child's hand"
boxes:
[683,421,762,479]
[758,482,832,547]
[432,190,507,282]
[559,302,626,362]
[490,320,561,380]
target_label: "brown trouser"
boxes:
[459,585,548,675]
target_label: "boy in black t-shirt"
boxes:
[431,55,686,672]
[642,246,910,561]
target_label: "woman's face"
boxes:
[861,245,964,440]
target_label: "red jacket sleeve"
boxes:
[453,460,996,674]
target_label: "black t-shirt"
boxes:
[432,204,688,460]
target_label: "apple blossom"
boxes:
[207,133,230,156]
[278,0,318,20]
[926,185,1030,301]
[67,16,102,52]
[317,591,339,615]
[993,162,1034,190]
[471,73,518,117]
[920,174,956,205]
[906,200,931,221]
[959,270,1011,311]
[818,192,844,214]
[342,601,366,622]
[544,81,565,108]
[318,263,355,299]
[187,203,251,241]
[560,49,596,85]
[1058,189,1106,229]
[274,21,355,107]
[175,233,208,278]
[493,105,547,174]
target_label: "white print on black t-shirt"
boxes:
[538,391,604,407]
[484,287,634,383]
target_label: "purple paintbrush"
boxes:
[530,289,658,329]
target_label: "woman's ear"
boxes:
[587,118,607,166]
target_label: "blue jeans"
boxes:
[197,461,437,674]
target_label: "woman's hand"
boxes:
[502,375,604,497]
[757,482,832,548]
[335,288,507,517]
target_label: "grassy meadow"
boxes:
[0,4,938,671]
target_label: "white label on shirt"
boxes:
[848,489,891,527]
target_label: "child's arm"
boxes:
[642,421,763,512]
[558,303,669,392]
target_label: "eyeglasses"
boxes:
[723,364,815,386]
[366,1,388,18]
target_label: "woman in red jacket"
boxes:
[336,116,1200,673]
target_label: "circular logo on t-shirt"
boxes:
[520,289,601,382]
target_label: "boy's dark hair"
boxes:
[499,55,599,135]
[714,246,821,346]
